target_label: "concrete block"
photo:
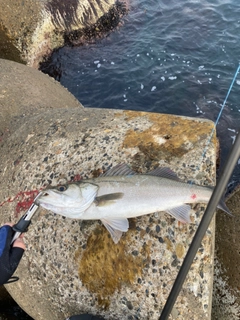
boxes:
[0,59,217,320]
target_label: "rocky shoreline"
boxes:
[0,0,128,68]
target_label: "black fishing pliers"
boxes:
[11,192,42,244]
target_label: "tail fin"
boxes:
[217,197,232,216]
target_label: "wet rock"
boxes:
[0,0,127,67]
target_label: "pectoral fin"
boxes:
[166,204,191,223]
[95,193,124,207]
[101,217,129,244]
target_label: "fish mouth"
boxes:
[35,191,50,205]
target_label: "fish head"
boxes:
[36,182,99,218]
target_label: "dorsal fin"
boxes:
[147,167,180,181]
[100,164,136,177]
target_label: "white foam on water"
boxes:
[168,76,177,80]
[231,135,236,144]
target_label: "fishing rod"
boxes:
[159,64,240,319]
[159,129,240,319]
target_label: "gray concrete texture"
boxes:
[0,0,120,67]
[212,187,240,319]
[0,59,218,319]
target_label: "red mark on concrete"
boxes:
[0,172,82,216]
[191,193,197,200]
[15,190,40,215]
[71,174,82,182]
[0,189,43,216]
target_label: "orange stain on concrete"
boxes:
[122,111,216,162]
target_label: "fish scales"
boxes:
[37,164,231,243]
[84,175,212,219]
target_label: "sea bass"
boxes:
[36,164,230,243]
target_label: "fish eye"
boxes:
[57,185,67,192]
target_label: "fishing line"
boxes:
[159,64,240,320]
[195,63,240,172]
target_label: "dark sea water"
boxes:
[41,0,240,192]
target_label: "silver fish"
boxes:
[36,164,230,243]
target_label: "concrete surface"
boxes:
[0,59,218,319]
[212,186,240,320]
[0,0,126,67]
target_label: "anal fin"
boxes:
[165,204,191,223]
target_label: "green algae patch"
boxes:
[76,226,151,309]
